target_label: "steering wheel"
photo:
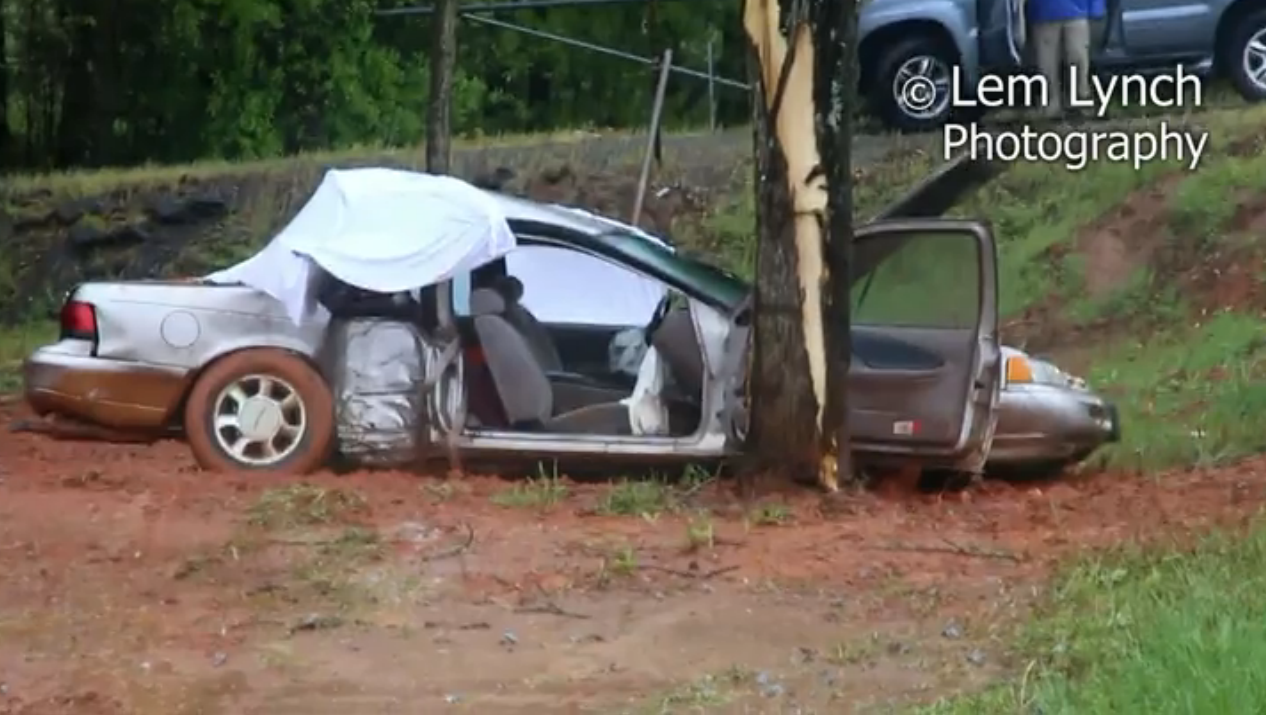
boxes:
[643,294,673,346]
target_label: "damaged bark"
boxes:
[742,0,857,491]
[810,0,859,488]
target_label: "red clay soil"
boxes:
[3,401,1266,713]
[1075,175,1182,299]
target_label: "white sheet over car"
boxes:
[206,168,517,324]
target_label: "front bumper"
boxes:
[23,341,189,429]
[987,384,1118,466]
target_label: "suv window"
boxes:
[851,231,980,329]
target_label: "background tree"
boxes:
[0,0,7,163]
[426,0,459,173]
[742,0,856,492]
[0,0,750,172]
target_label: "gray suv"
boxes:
[859,0,1266,131]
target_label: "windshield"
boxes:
[601,230,750,308]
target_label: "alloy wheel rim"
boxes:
[211,374,307,466]
[1243,29,1266,92]
[892,55,953,121]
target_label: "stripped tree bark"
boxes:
[742,0,857,492]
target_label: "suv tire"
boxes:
[1225,10,1266,101]
[870,36,969,132]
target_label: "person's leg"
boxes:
[1064,18,1092,108]
[1032,21,1063,117]
[1089,16,1107,54]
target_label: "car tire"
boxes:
[870,37,969,133]
[184,348,335,474]
[1225,11,1266,102]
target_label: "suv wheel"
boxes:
[871,37,961,132]
[1226,11,1266,101]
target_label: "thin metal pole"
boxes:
[632,49,672,228]
[707,39,717,131]
[459,14,749,89]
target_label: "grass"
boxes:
[597,478,679,517]
[490,466,570,508]
[0,322,57,393]
[923,521,1266,715]
[1085,312,1266,471]
[0,127,674,197]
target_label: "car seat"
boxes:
[650,306,705,401]
[491,276,564,372]
[470,289,632,434]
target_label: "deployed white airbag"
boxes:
[207,168,517,324]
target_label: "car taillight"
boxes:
[60,300,97,340]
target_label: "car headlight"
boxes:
[1005,354,1071,387]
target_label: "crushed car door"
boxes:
[846,219,1000,463]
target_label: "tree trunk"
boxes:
[810,0,858,486]
[1,0,9,165]
[56,0,97,167]
[425,0,459,174]
[423,0,462,477]
[742,0,854,492]
[744,55,821,485]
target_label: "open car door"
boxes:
[846,219,1001,470]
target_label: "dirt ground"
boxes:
[3,401,1264,715]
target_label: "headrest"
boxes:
[469,288,506,316]
[493,275,524,303]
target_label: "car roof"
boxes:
[486,191,645,238]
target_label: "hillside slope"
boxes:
[0,130,754,325]
[7,110,1266,474]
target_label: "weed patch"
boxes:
[490,472,570,509]
[597,478,679,518]
[247,484,368,530]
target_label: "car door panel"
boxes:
[1120,0,1217,57]
[846,220,1000,460]
[850,326,977,447]
[853,330,945,370]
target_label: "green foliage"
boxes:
[1087,312,1266,471]
[0,321,56,393]
[0,0,745,171]
[922,523,1266,715]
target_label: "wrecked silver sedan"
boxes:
[24,167,1007,477]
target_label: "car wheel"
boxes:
[1226,11,1266,101]
[870,37,964,132]
[184,349,335,474]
